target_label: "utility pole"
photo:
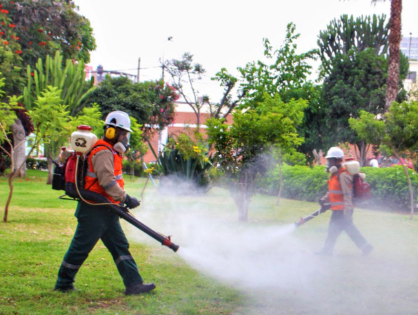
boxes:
[137,58,141,83]
[409,33,412,60]
[162,36,173,81]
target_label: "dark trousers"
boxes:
[55,202,143,289]
[323,210,369,253]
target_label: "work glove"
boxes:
[125,194,140,209]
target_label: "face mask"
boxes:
[326,160,338,173]
[114,134,130,154]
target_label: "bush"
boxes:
[26,157,48,170]
[258,164,329,202]
[122,160,144,177]
[258,164,418,211]
[0,155,11,175]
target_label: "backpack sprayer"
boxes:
[294,158,370,228]
[53,125,179,252]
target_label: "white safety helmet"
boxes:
[104,111,132,132]
[325,147,344,159]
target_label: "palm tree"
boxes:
[384,0,403,111]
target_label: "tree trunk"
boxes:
[313,149,322,165]
[10,119,26,178]
[354,141,369,167]
[3,147,15,222]
[276,162,283,206]
[46,156,53,184]
[392,147,414,219]
[231,170,255,221]
[385,0,402,111]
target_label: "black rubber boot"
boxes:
[54,284,76,292]
[125,283,156,295]
[362,243,374,256]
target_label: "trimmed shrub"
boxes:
[26,157,47,170]
[258,164,418,211]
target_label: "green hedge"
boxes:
[258,165,418,211]
[26,158,48,170]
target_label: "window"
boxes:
[407,71,416,83]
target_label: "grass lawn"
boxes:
[1,170,418,315]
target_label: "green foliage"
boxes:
[317,14,390,77]
[363,166,418,210]
[323,48,388,146]
[122,159,144,177]
[259,164,329,202]
[1,0,96,66]
[259,164,418,211]
[89,77,178,139]
[28,86,70,158]
[129,116,147,155]
[349,101,418,156]
[23,51,96,115]
[207,92,306,219]
[158,132,212,193]
[239,23,317,102]
[236,23,323,163]
[0,76,21,143]
[207,93,306,173]
[25,157,47,170]
[0,6,24,94]
[69,102,104,136]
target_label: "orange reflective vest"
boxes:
[328,167,351,211]
[84,139,124,203]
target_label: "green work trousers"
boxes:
[322,210,368,254]
[55,201,143,290]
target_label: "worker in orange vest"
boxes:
[54,111,156,295]
[316,147,373,256]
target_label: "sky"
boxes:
[73,0,418,102]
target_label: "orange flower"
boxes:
[3,41,8,45]
[8,24,16,28]
[15,50,22,54]
[0,31,4,36]
[30,72,34,76]
[1,9,9,14]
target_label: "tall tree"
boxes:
[385,0,402,110]
[238,23,323,163]
[23,51,96,115]
[322,48,408,165]
[165,52,207,127]
[1,0,96,67]
[317,14,390,77]
[207,93,306,221]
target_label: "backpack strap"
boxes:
[85,144,114,190]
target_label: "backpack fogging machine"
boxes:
[294,200,331,228]
[52,125,179,252]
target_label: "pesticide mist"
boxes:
[128,178,418,315]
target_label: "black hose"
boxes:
[66,183,179,252]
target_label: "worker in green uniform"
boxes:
[54,111,155,295]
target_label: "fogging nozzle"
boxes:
[162,236,180,252]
